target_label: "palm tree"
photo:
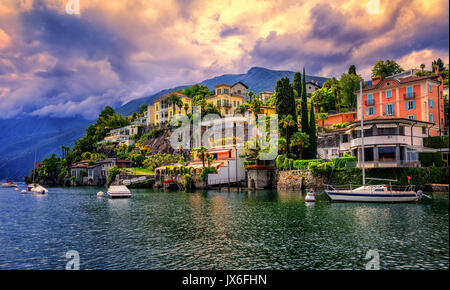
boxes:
[317,113,329,132]
[166,94,183,119]
[278,137,286,155]
[184,103,190,114]
[290,131,310,160]
[206,153,215,167]
[279,114,295,156]
[420,64,425,71]
[193,146,208,168]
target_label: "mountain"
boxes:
[117,66,328,115]
[1,66,328,179]
[0,117,91,180]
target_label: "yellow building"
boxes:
[148,92,193,125]
[207,82,248,116]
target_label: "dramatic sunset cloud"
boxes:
[0,0,448,119]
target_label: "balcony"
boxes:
[403,92,416,99]
[365,100,375,106]
[218,103,232,108]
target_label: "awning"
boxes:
[376,123,397,128]
[208,149,232,154]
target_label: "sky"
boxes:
[0,0,448,120]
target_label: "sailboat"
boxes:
[325,81,420,203]
[27,150,48,195]
[1,158,18,188]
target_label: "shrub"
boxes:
[310,161,333,177]
[199,167,217,181]
[419,152,443,167]
[183,174,194,189]
[332,156,357,169]
[276,155,285,170]
[107,165,121,185]
[423,135,449,149]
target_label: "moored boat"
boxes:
[31,184,48,195]
[325,184,419,203]
[107,185,131,198]
[1,180,17,188]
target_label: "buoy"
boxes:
[21,190,26,194]
[97,191,104,197]
[15,188,19,191]
[305,191,316,202]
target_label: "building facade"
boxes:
[148,92,193,125]
[357,72,444,136]
[207,82,247,116]
[103,124,139,146]
[339,118,433,168]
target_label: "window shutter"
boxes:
[384,105,387,115]
[405,102,408,110]
[412,100,416,109]
[366,108,369,116]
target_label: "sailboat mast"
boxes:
[360,80,366,186]
[32,149,37,184]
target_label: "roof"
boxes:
[116,159,132,163]
[214,83,232,88]
[359,74,441,93]
[318,134,340,148]
[306,81,322,88]
[154,91,191,102]
[232,81,249,89]
[348,117,434,128]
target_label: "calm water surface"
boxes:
[0,183,448,270]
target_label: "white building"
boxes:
[339,118,434,168]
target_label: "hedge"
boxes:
[276,155,322,170]
[332,156,357,169]
[419,152,443,167]
[423,135,449,149]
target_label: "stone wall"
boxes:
[276,170,327,191]
[247,169,273,189]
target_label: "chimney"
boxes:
[372,76,382,86]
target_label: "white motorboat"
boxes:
[107,185,131,198]
[31,184,48,195]
[325,81,421,203]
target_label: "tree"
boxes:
[317,113,329,131]
[206,153,215,167]
[292,72,302,99]
[139,104,148,115]
[279,115,295,156]
[184,103,190,114]
[301,67,309,134]
[308,103,317,159]
[348,65,356,75]
[278,137,286,155]
[323,77,342,112]
[432,58,445,72]
[275,76,297,139]
[371,59,404,79]
[311,88,335,112]
[166,94,183,119]
[193,146,208,168]
[290,131,310,160]
[249,96,263,120]
[420,64,425,71]
[182,84,212,99]
[339,73,365,108]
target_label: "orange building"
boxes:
[322,112,357,128]
[357,71,445,136]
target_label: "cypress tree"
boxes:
[292,72,302,99]
[308,102,317,159]
[275,77,297,140]
[301,67,309,134]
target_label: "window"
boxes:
[406,115,416,120]
[378,147,396,161]
[377,127,396,136]
[429,113,435,123]
[224,88,230,95]
[367,94,374,105]
[364,147,374,162]
[384,104,395,116]
[429,84,433,93]
[407,150,419,162]
[217,89,221,95]
[233,101,236,107]
[342,134,349,143]
[422,127,427,134]
[217,100,221,106]
[386,90,392,98]
[407,86,413,98]
[366,107,375,116]
[399,126,405,135]
[405,100,416,110]
[429,99,434,108]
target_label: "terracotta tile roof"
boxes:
[359,74,441,92]
[155,91,191,102]
[214,83,232,88]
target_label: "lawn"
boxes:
[121,167,154,175]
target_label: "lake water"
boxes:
[0,183,448,270]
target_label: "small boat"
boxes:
[107,185,131,198]
[1,180,17,188]
[305,191,316,202]
[31,185,48,195]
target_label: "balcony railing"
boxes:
[365,100,375,106]
[403,92,416,99]
[218,103,232,108]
